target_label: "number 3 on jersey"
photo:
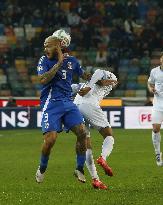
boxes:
[62,70,67,79]
[62,62,72,79]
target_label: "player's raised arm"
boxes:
[97,73,118,87]
[89,69,117,87]
[79,69,117,96]
[78,69,104,96]
[38,36,63,85]
[88,69,105,87]
[96,79,118,86]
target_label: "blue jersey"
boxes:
[37,55,84,109]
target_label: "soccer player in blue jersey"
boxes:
[35,31,88,184]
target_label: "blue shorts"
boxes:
[41,99,84,133]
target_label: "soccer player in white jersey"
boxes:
[72,69,118,189]
[148,52,163,166]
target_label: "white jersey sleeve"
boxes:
[88,69,105,88]
[148,69,155,84]
[88,69,117,87]
[110,72,117,81]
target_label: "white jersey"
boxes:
[72,69,117,107]
[148,66,163,111]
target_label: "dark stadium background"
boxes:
[0,0,162,100]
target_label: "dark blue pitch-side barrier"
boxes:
[0,107,124,130]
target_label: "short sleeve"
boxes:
[148,69,155,84]
[88,69,104,87]
[37,56,48,75]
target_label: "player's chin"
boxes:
[46,53,53,59]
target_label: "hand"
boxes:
[55,45,64,65]
[51,38,63,64]
[78,87,91,96]
[106,79,118,85]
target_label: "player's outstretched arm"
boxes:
[96,79,118,87]
[78,69,104,96]
[38,46,63,85]
[88,69,104,87]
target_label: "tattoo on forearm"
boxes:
[40,63,62,84]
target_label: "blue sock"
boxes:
[39,154,49,174]
[76,154,86,173]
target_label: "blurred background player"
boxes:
[36,30,90,184]
[72,68,117,189]
[148,52,163,166]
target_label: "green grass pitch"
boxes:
[0,129,163,205]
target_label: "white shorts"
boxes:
[152,110,163,124]
[78,103,111,131]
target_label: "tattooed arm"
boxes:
[38,46,63,85]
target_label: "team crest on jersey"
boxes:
[67,62,73,69]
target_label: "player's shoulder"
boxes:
[150,66,160,74]
[38,55,47,64]
[66,55,78,62]
[37,55,48,73]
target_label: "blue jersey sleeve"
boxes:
[74,58,84,77]
[37,56,48,75]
